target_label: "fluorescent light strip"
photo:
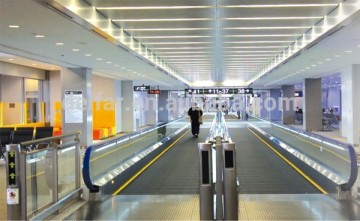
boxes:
[97,6,212,10]
[160,55,210,58]
[224,46,286,48]
[222,4,338,8]
[125,28,212,31]
[137,35,211,39]
[113,18,212,22]
[224,34,299,37]
[224,16,322,20]
[158,51,211,54]
[152,47,211,50]
[145,42,211,44]
[224,41,293,43]
[97,4,336,10]
[224,50,279,53]
[224,26,310,30]
[224,54,274,57]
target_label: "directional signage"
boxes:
[134,86,150,91]
[252,92,261,98]
[148,89,160,94]
[8,151,16,186]
[185,88,253,95]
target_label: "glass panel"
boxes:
[24,79,41,123]
[89,118,189,181]
[26,150,52,215]
[249,118,352,182]
[58,146,77,199]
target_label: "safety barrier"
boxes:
[199,111,238,220]
[5,131,81,220]
[249,116,358,197]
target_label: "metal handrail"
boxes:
[250,116,358,191]
[83,117,188,192]
[20,131,81,147]
[206,112,232,143]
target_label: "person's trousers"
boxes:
[191,121,200,135]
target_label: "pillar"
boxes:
[341,64,360,146]
[121,81,134,132]
[158,90,169,123]
[146,93,158,125]
[281,85,295,124]
[61,68,92,147]
[114,80,122,133]
[303,78,322,131]
[260,91,268,119]
[268,89,281,122]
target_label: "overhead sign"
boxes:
[148,89,160,94]
[294,91,303,97]
[252,93,261,98]
[134,86,150,91]
[185,88,253,95]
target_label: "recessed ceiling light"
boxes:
[9,25,20,28]
[96,58,103,61]
[133,71,137,73]
[106,61,112,64]
[345,50,352,53]
[56,42,64,45]
[325,58,332,61]
[35,34,45,38]
[8,58,14,61]
[311,64,316,67]
[72,49,80,52]
[318,62,323,64]
[85,54,92,56]
[114,64,120,67]
[334,55,340,58]
[32,64,36,66]
[121,67,126,70]
[50,67,55,70]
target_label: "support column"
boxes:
[121,81,134,132]
[268,89,281,122]
[341,64,360,146]
[281,85,295,124]
[61,68,92,147]
[115,80,122,133]
[146,93,158,125]
[260,91,268,119]
[158,90,169,123]
[303,78,322,131]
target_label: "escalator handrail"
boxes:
[250,116,358,191]
[82,117,187,192]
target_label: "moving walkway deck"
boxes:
[59,114,360,220]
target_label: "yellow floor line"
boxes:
[113,129,191,195]
[248,128,328,194]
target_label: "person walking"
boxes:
[188,103,203,138]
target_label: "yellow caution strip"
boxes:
[248,128,328,194]
[113,129,191,195]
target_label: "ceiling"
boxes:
[0,0,360,89]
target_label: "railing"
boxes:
[5,132,81,220]
[82,117,190,194]
[248,116,358,192]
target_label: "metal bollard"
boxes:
[222,143,238,220]
[6,144,26,221]
[198,143,213,220]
